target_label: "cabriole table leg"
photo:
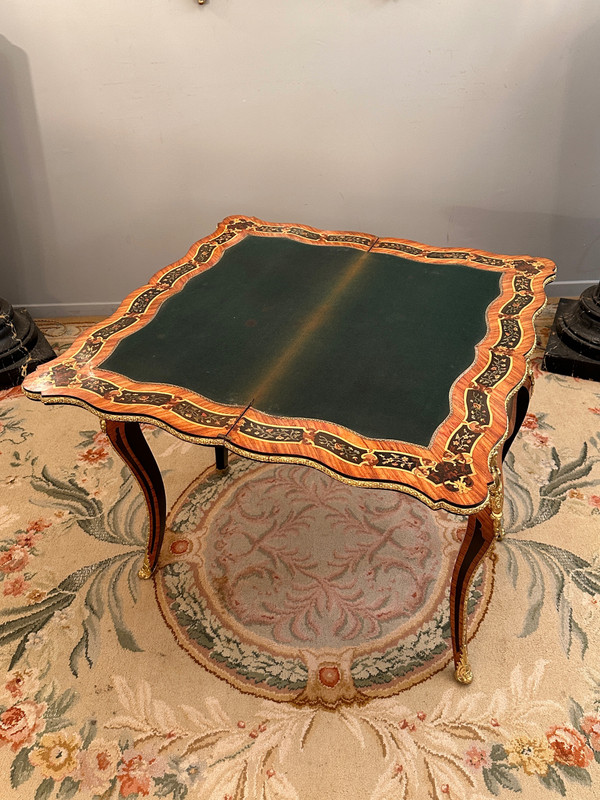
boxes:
[104,420,166,579]
[450,505,495,684]
[450,375,532,682]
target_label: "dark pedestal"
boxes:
[0,298,56,389]
[542,282,600,381]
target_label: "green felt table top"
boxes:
[100,234,502,447]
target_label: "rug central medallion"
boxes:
[156,458,494,707]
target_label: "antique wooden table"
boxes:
[23,216,555,684]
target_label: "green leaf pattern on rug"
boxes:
[504,540,600,657]
[504,437,600,533]
[0,427,147,677]
[501,424,600,658]
[0,407,32,447]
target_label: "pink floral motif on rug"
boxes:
[156,458,494,706]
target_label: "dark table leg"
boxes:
[104,420,166,580]
[215,444,229,472]
[503,380,532,461]
[450,507,495,683]
[450,374,532,682]
[496,376,532,540]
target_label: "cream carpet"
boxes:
[0,307,599,799]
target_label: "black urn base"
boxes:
[0,298,56,389]
[542,284,600,382]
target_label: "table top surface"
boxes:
[23,215,556,512]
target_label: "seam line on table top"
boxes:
[223,401,254,439]
[210,239,377,443]
[248,239,381,410]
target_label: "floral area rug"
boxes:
[0,308,599,799]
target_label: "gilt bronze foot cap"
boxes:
[138,555,154,580]
[455,651,473,684]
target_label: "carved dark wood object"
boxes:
[0,297,55,389]
[542,280,600,381]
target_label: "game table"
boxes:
[23,216,555,684]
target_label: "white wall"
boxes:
[1,0,599,315]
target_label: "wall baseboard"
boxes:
[546,280,597,297]
[16,302,120,319]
